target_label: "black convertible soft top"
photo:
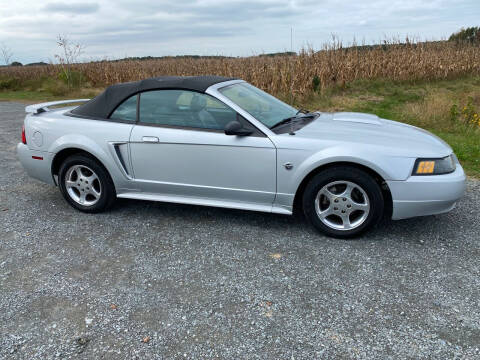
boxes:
[70,75,235,119]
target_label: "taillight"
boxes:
[22,125,27,144]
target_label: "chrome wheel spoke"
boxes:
[74,167,83,179]
[340,213,352,230]
[87,173,99,183]
[78,191,87,204]
[340,183,354,198]
[89,187,101,199]
[320,188,336,201]
[65,180,77,189]
[352,201,369,211]
[318,206,333,219]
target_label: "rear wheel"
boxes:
[302,166,384,238]
[58,154,116,213]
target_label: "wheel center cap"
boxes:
[334,197,352,213]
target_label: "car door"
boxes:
[129,89,277,207]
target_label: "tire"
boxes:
[58,154,116,213]
[302,166,384,238]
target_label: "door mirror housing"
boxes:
[224,120,253,136]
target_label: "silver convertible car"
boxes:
[17,76,466,237]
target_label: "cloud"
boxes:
[0,0,478,64]
[42,2,100,15]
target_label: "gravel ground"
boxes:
[0,101,479,359]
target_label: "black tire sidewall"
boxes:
[302,167,384,238]
[58,154,115,213]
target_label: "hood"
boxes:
[294,112,452,158]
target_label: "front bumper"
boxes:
[387,163,466,220]
[16,143,55,185]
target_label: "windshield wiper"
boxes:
[270,112,315,130]
[270,116,297,129]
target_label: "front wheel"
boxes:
[302,166,384,238]
[58,154,116,213]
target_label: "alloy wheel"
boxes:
[314,180,370,231]
[64,165,102,206]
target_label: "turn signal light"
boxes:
[416,161,435,174]
[22,125,27,144]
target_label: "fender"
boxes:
[48,134,130,190]
[49,134,111,167]
[292,146,414,188]
[274,145,415,210]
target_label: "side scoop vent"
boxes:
[113,143,131,177]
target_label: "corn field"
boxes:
[1,41,480,96]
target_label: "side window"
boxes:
[110,95,137,122]
[138,90,237,130]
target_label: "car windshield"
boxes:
[218,82,297,128]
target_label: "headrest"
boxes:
[191,94,207,111]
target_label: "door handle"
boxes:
[142,136,159,143]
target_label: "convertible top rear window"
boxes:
[110,95,137,122]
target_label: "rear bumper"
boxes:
[387,164,466,220]
[16,143,55,185]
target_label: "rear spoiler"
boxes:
[25,99,90,115]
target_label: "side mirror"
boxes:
[224,120,253,136]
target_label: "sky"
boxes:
[0,0,478,64]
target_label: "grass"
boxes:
[0,75,101,103]
[0,89,100,103]
[0,90,69,102]
[0,87,102,104]
[1,76,479,177]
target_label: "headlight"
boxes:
[412,155,456,175]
